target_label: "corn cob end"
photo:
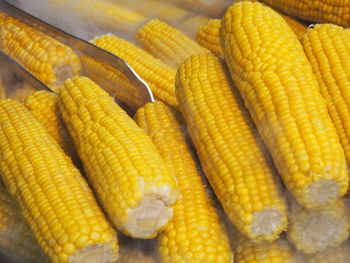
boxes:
[251,208,287,239]
[69,242,119,263]
[306,180,341,208]
[54,64,75,87]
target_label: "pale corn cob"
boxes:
[302,24,350,166]
[0,12,81,90]
[176,54,287,241]
[261,0,350,27]
[135,101,233,262]
[234,234,300,263]
[165,0,231,17]
[287,199,350,254]
[24,90,78,163]
[137,19,210,69]
[306,240,350,263]
[52,0,146,34]
[196,19,223,56]
[58,76,178,238]
[0,184,48,263]
[117,235,159,263]
[221,1,349,209]
[81,34,178,108]
[177,15,211,39]
[0,99,119,263]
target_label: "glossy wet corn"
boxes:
[58,76,178,239]
[135,101,233,262]
[221,1,349,209]
[0,98,119,263]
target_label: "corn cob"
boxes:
[261,0,350,28]
[117,235,159,263]
[306,240,350,263]
[0,98,119,263]
[164,0,231,17]
[8,82,37,103]
[52,0,146,34]
[0,184,48,263]
[137,19,210,69]
[196,19,223,56]
[176,54,287,241]
[135,101,233,262]
[234,234,301,263]
[24,90,78,163]
[287,199,350,254]
[81,34,178,108]
[220,1,348,209]
[301,24,350,167]
[0,12,81,90]
[58,76,178,238]
[177,15,211,39]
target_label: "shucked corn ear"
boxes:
[24,90,78,163]
[287,199,350,254]
[0,12,81,90]
[176,54,287,241]
[0,184,48,263]
[302,24,350,166]
[0,99,119,263]
[137,19,210,69]
[221,1,349,209]
[261,0,350,27]
[58,76,178,238]
[306,240,350,263]
[81,34,178,108]
[52,0,146,34]
[135,101,233,262]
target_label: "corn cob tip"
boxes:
[69,243,118,263]
[306,180,340,208]
[252,208,286,238]
[124,196,173,238]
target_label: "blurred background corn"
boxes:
[287,199,350,254]
[306,240,350,263]
[8,82,37,103]
[176,54,287,241]
[135,101,233,262]
[177,15,211,39]
[58,76,178,238]
[0,12,81,91]
[221,1,349,209]
[0,99,119,263]
[81,34,178,108]
[0,184,48,263]
[137,19,210,69]
[196,19,223,56]
[24,90,78,163]
[261,0,350,27]
[302,23,350,166]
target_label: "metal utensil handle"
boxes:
[0,0,155,104]
[0,51,54,93]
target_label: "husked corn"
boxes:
[135,101,233,262]
[176,54,287,241]
[221,1,349,209]
[137,19,210,69]
[81,34,178,108]
[196,19,223,56]
[0,99,119,263]
[58,76,178,238]
[24,90,78,162]
[302,24,350,166]
[0,184,48,263]
[0,12,81,90]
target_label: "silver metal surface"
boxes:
[0,0,155,105]
[0,51,54,93]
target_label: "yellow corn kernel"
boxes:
[302,24,350,167]
[52,0,146,34]
[81,34,178,108]
[221,1,348,209]
[261,0,350,27]
[196,19,223,56]
[58,76,178,238]
[288,199,350,254]
[306,240,350,263]
[24,90,78,163]
[135,101,233,262]
[176,54,287,241]
[0,184,48,263]
[0,99,119,263]
[137,19,210,69]
[0,12,81,90]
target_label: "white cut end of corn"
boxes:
[69,243,118,263]
[307,180,339,207]
[251,208,285,237]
